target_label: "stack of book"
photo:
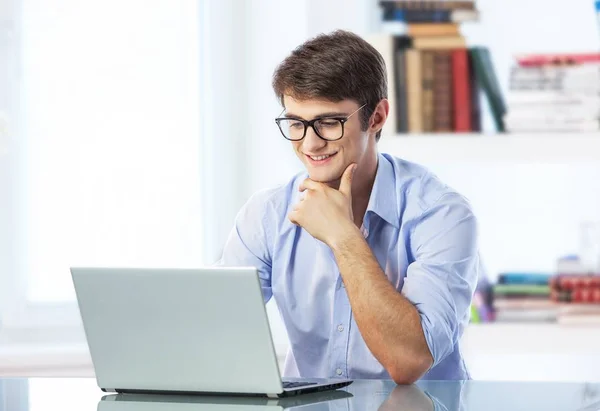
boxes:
[505,53,600,132]
[380,0,479,30]
[550,274,600,325]
[369,0,506,135]
[491,272,558,322]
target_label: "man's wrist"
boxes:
[327,222,363,253]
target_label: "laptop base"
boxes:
[101,379,352,398]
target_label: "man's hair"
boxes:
[272,30,387,142]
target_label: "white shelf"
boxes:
[377,132,600,164]
[461,323,600,382]
[462,323,600,356]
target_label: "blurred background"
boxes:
[1,0,600,382]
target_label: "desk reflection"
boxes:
[4,377,600,411]
[96,381,461,411]
[378,384,434,411]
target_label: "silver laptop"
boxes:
[71,266,352,398]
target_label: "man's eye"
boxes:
[318,120,339,127]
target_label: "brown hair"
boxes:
[272,30,387,141]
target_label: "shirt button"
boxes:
[336,368,343,376]
[337,324,344,332]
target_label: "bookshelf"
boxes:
[378,133,600,164]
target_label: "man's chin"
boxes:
[307,170,341,185]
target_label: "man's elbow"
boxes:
[387,351,433,385]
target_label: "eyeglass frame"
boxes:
[274,103,367,141]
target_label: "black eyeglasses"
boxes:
[274,104,367,141]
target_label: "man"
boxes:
[217,30,480,384]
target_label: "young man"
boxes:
[217,30,480,384]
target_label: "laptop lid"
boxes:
[71,266,284,395]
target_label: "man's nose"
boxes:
[302,126,327,152]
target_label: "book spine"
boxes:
[551,274,600,289]
[407,23,460,37]
[405,49,423,132]
[467,49,481,131]
[421,51,435,132]
[470,47,506,132]
[385,9,452,23]
[395,48,408,133]
[551,289,600,303]
[493,284,551,295]
[379,1,476,10]
[515,53,600,67]
[498,273,551,285]
[433,50,453,132]
[452,48,471,132]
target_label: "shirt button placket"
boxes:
[331,283,350,378]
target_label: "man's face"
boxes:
[281,96,371,184]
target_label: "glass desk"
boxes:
[1,377,599,411]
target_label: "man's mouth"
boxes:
[306,152,338,162]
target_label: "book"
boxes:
[514,52,600,67]
[469,47,506,132]
[551,274,600,289]
[452,48,472,131]
[467,48,482,131]
[405,49,423,132]
[379,1,477,10]
[407,23,460,37]
[382,8,479,23]
[394,40,412,133]
[366,34,413,135]
[557,314,600,325]
[493,284,551,295]
[497,272,552,285]
[494,308,557,322]
[421,50,435,132]
[411,35,467,49]
[432,50,453,132]
[550,274,600,303]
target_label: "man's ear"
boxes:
[369,99,389,134]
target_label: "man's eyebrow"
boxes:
[283,111,349,119]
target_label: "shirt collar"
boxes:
[364,152,400,229]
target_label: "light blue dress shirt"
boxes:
[217,152,480,381]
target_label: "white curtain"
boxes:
[1,0,203,330]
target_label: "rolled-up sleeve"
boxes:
[214,191,274,303]
[401,192,479,368]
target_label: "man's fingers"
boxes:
[338,163,356,197]
[299,178,323,192]
[288,210,300,226]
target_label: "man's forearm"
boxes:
[329,226,434,384]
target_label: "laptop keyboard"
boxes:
[282,381,317,389]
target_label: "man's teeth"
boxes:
[310,154,334,161]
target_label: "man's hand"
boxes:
[288,163,358,246]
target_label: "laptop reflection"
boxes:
[98,388,353,410]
